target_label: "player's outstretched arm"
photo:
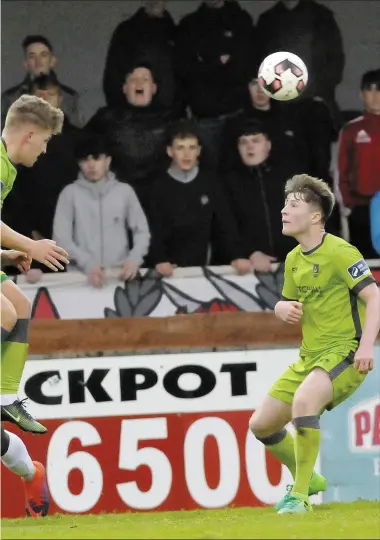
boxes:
[1,221,69,272]
[354,283,380,374]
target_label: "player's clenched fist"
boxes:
[28,239,69,272]
[274,300,303,324]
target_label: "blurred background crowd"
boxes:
[1,0,379,288]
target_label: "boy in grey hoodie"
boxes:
[53,135,150,287]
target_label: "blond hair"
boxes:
[5,94,64,135]
[285,174,335,222]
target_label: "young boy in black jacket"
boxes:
[146,120,251,277]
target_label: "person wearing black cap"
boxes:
[1,35,81,127]
[53,134,150,288]
[220,120,298,272]
[86,62,176,211]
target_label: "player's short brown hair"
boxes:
[285,174,335,222]
[5,94,63,135]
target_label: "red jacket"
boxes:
[337,112,380,207]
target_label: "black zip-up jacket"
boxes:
[175,0,256,117]
[222,160,297,261]
[85,102,175,208]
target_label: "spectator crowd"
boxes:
[2,0,380,287]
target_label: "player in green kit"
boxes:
[249,174,380,514]
[1,94,69,433]
[1,95,70,517]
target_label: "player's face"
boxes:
[20,127,52,167]
[361,85,380,115]
[123,68,157,107]
[281,193,320,236]
[34,86,62,109]
[79,155,111,182]
[238,134,271,166]
[24,43,56,77]
[249,81,271,109]
[167,137,201,171]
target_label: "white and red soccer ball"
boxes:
[258,51,308,101]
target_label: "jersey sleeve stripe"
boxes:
[349,290,362,339]
[351,275,376,296]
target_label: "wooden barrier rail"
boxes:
[30,312,380,356]
[30,312,303,355]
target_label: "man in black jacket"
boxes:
[220,77,309,173]
[220,77,334,182]
[256,0,345,131]
[103,1,177,112]
[87,62,176,211]
[146,120,252,276]
[1,35,81,127]
[175,0,257,167]
[222,120,298,272]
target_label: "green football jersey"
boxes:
[282,233,375,356]
[1,137,17,208]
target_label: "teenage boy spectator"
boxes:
[53,135,150,287]
[336,69,380,258]
[103,1,177,112]
[220,77,308,173]
[221,120,297,272]
[87,63,174,210]
[1,35,81,126]
[146,120,252,276]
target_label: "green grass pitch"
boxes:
[2,502,379,539]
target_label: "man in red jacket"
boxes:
[337,69,380,258]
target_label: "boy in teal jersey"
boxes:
[249,174,380,515]
[1,95,70,517]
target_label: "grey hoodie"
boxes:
[53,172,150,273]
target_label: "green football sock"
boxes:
[1,319,29,395]
[257,429,297,478]
[292,416,321,496]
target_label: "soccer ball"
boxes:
[258,52,308,101]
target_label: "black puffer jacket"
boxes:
[86,103,173,208]
[103,7,177,110]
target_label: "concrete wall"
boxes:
[1,0,379,117]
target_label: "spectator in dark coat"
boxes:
[221,120,300,271]
[220,77,309,173]
[146,120,252,276]
[256,0,345,131]
[1,35,81,127]
[103,1,178,112]
[175,0,257,168]
[87,62,176,211]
